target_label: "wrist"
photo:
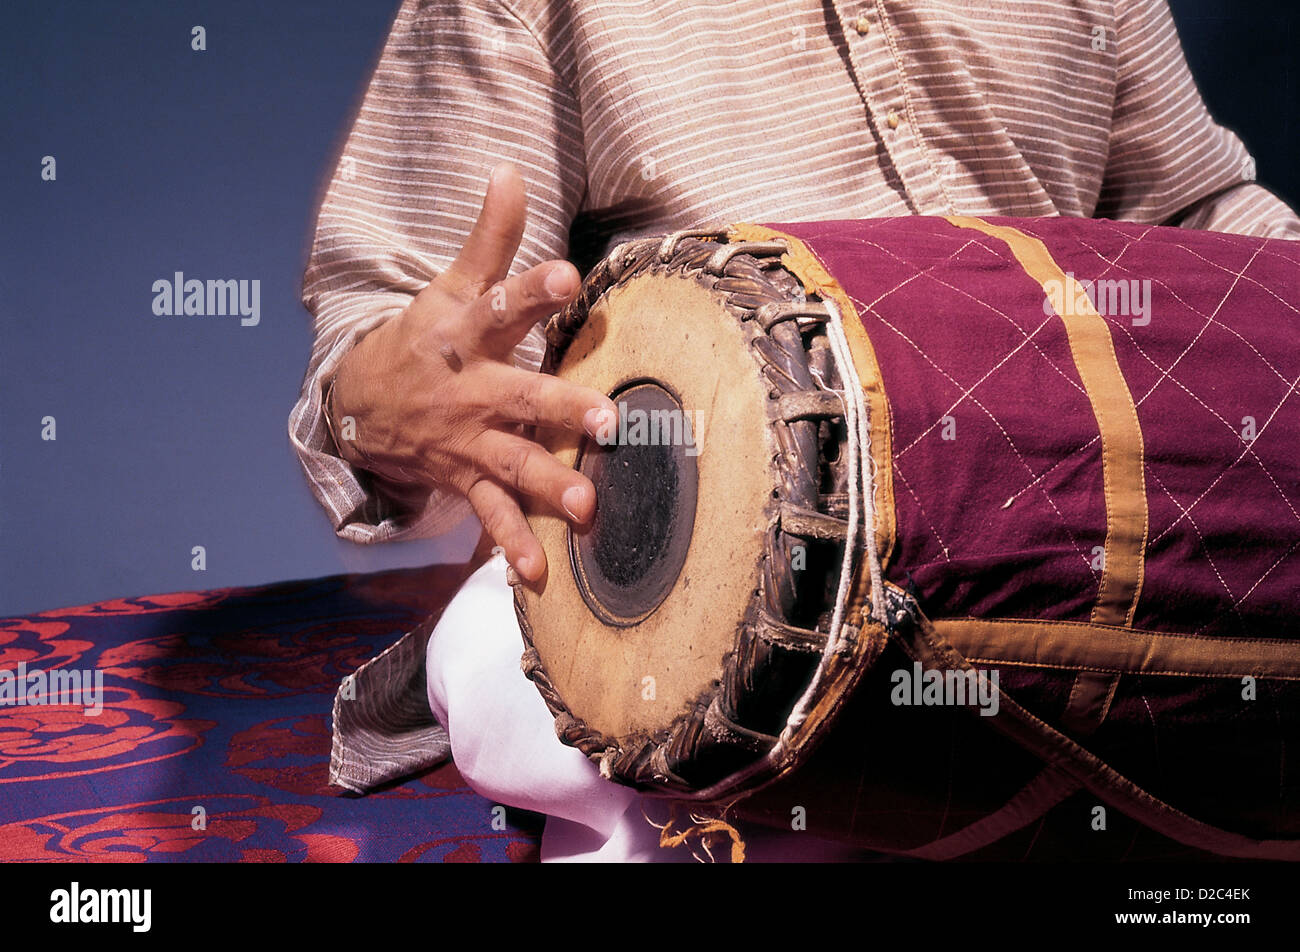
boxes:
[322,368,381,474]
[321,372,354,460]
[323,364,425,489]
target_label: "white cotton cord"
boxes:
[775,296,885,745]
[822,315,861,656]
[827,298,887,625]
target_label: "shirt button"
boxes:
[854,15,871,34]
[886,110,901,129]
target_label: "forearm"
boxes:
[1169,181,1300,240]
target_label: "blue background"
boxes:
[2,0,1296,614]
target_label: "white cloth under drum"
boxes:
[424,552,879,862]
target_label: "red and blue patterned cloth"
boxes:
[0,565,541,862]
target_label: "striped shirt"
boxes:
[288,0,1300,792]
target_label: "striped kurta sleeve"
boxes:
[288,0,586,544]
[1098,0,1300,239]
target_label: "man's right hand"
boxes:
[328,163,617,582]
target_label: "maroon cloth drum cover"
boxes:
[516,216,1300,860]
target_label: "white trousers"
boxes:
[425,553,877,862]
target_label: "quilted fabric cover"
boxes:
[774,216,1298,633]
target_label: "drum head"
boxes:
[519,272,774,746]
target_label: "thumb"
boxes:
[438,163,528,300]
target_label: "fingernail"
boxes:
[561,485,588,522]
[516,554,538,580]
[584,407,617,441]
[545,267,573,299]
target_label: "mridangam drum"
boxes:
[513,217,1300,861]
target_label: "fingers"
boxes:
[475,364,617,435]
[455,259,580,358]
[462,419,602,583]
[440,164,528,300]
[466,479,546,581]
[466,429,598,525]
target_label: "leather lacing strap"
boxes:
[754,302,831,330]
[704,698,778,752]
[751,607,828,654]
[774,390,846,422]
[779,503,849,540]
